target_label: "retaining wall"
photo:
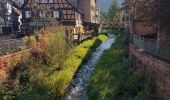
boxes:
[0,49,30,83]
[129,45,170,100]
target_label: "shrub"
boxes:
[23,36,36,48]
[0,26,108,99]
[47,31,69,68]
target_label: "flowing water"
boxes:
[64,34,115,100]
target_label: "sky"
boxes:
[98,0,123,12]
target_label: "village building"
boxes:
[0,0,22,35]
[19,0,100,35]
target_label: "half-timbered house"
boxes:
[20,0,84,34]
[20,0,100,35]
[0,0,22,35]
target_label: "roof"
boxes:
[8,0,20,9]
[66,0,83,14]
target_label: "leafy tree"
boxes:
[101,11,108,20]
[153,0,170,31]
[107,0,120,27]
[123,0,170,32]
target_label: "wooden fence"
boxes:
[67,31,93,45]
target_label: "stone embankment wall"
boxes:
[129,45,170,100]
[0,50,30,83]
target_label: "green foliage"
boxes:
[23,36,36,48]
[47,31,69,68]
[107,0,120,27]
[88,34,152,100]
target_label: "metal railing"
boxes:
[0,39,24,56]
[130,35,170,61]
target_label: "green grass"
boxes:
[87,34,152,100]
[49,34,108,96]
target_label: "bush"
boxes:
[23,36,36,48]
[0,26,108,100]
[47,31,69,68]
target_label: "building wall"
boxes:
[157,31,170,43]
[0,2,14,34]
[129,46,170,100]
[76,0,98,23]
[69,0,78,7]
[132,20,156,36]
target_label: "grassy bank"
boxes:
[87,33,152,100]
[0,27,108,100]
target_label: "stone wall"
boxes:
[157,31,170,44]
[129,45,170,100]
[0,49,30,83]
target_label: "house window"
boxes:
[49,0,53,3]
[41,0,48,3]
[39,11,46,18]
[25,11,31,18]
[53,11,59,18]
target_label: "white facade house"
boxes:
[0,2,13,34]
[0,0,22,34]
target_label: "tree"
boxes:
[101,11,108,20]
[107,0,120,27]
[123,0,170,32]
[153,0,170,31]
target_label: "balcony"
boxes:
[130,34,170,61]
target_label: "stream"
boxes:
[64,34,115,100]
